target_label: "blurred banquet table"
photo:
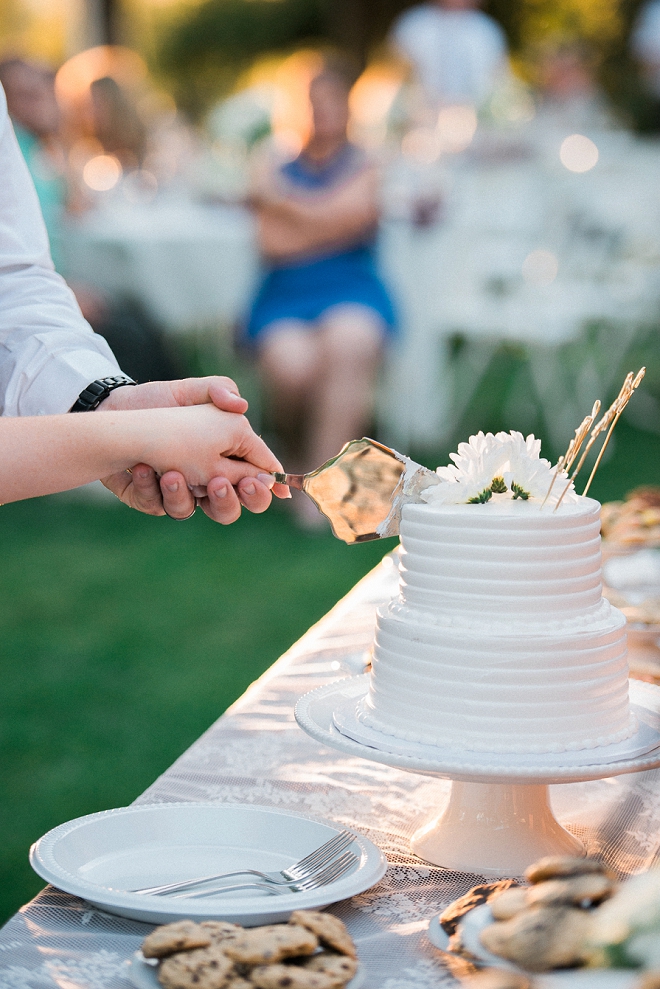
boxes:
[61,197,260,333]
[3,552,660,989]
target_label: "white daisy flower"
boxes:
[426,465,495,505]
[424,430,577,506]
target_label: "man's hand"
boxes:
[97,376,288,521]
[97,376,249,415]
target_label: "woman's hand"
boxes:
[98,375,288,521]
[133,405,278,485]
[0,405,288,509]
[109,464,283,522]
[105,404,289,522]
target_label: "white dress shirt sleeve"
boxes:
[0,83,122,417]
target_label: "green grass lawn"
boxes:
[1,412,659,927]
[0,494,390,925]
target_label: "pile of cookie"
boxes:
[439,855,619,977]
[141,910,358,989]
[438,856,660,988]
[478,855,616,972]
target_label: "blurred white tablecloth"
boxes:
[3,553,660,988]
[62,198,260,333]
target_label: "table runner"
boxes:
[3,553,660,989]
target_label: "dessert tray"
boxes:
[296,676,660,876]
[29,803,386,926]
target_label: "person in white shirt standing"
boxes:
[0,81,286,522]
[631,0,660,130]
[390,0,509,110]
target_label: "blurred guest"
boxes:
[390,0,509,110]
[246,59,397,525]
[533,42,611,132]
[90,75,146,170]
[0,58,67,268]
[632,0,660,128]
[0,58,178,384]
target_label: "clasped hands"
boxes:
[98,375,290,523]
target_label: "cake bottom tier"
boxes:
[361,610,635,754]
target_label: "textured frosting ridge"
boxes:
[362,496,634,754]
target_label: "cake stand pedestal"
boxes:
[295,676,660,877]
[411,781,582,876]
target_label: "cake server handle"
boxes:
[272,472,305,490]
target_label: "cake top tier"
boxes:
[398,494,607,622]
[392,430,612,623]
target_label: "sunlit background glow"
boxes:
[401,104,477,163]
[437,104,478,153]
[522,249,559,286]
[348,63,403,149]
[55,45,147,105]
[82,153,122,190]
[269,50,323,156]
[560,133,599,172]
[401,126,442,164]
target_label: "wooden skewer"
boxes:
[562,400,618,491]
[541,454,565,509]
[542,400,601,509]
[581,407,624,498]
[566,403,600,470]
[552,400,601,511]
[582,367,646,497]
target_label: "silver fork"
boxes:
[133,828,355,895]
[167,851,357,899]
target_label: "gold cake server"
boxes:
[273,437,440,543]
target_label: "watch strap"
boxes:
[69,375,138,412]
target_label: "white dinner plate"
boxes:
[128,951,366,989]
[427,906,639,988]
[30,803,387,926]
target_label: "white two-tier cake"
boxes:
[357,431,634,756]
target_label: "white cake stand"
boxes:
[295,676,660,877]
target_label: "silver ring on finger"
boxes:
[165,506,196,521]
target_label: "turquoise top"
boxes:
[13,122,66,272]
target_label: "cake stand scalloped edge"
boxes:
[295,675,660,785]
[295,676,660,876]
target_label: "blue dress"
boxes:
[245,144,397,341]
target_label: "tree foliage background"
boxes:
[153,0,653,123]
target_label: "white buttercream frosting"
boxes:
[361,494,634,754]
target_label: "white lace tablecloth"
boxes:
[3,553,660,989]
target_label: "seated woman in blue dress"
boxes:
[246,58,396,524]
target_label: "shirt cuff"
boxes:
[11,350,123,416]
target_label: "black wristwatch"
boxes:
[69,375,138,412]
